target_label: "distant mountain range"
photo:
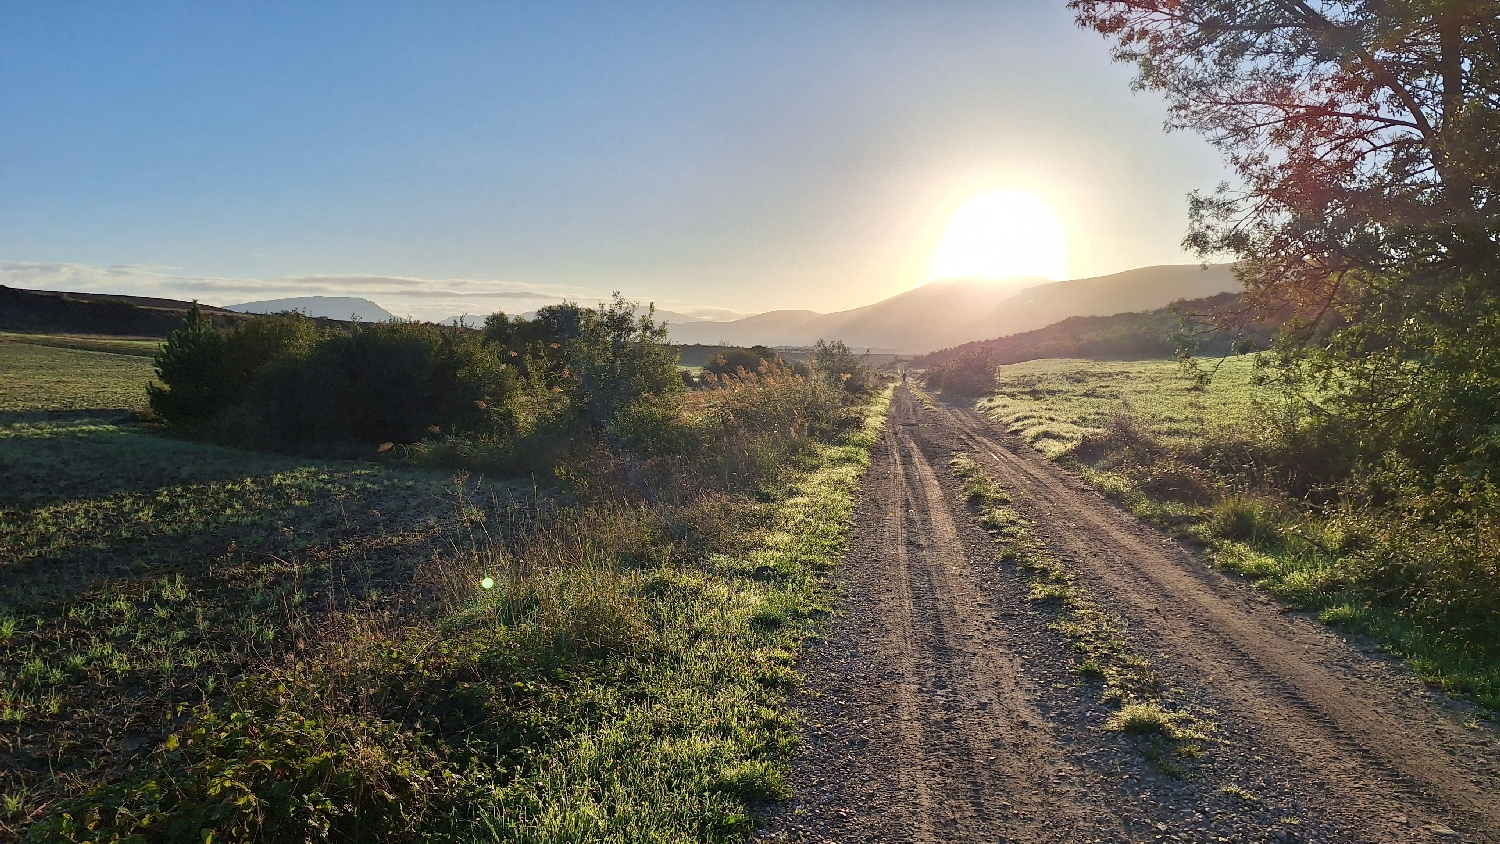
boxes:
[663,264,1240,353]
[226,296,395,322]
[7,263,1242,356]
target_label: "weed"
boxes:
[1027,582,1073,604]
[14,359,892,841]
[1105,701,1176,736]
[1221,784,1258,801]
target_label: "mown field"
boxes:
[0,339,888,841]
[975,357,1260,459]
[971,357,1500,712]
[0,339,158,412]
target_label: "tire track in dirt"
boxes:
[763,387,1499,843]
[762,388,1117,842]
[932,390,1500,840]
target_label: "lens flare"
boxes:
[927,189,1068,281]
[480,577,495,589]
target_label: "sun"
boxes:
[926,189,1068,281]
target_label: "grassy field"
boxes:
[0,333,162,358]
[0,344,467,837]
[975,357,1261,459]
[0,342,157,412]
[969,356,1499,711]
[1,335,888,841]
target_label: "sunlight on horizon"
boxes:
[926,189,1068,282]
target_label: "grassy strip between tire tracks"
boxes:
[28,388,892,843]
[949,453,1215,777]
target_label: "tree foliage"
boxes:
[144,297,694,464]
[148,303,232,423]
[1072,0,1500,482]
[809,339,876,394]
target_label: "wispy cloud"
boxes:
[0,261,580,320]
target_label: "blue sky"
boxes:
[0,1,1231,320]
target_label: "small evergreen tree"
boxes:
[148,302,231,423]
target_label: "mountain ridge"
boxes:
[226,296,396,322]
[662,264,1238,353]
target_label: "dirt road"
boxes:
[760,386,1499,844]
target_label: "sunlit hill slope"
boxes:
[666,264,1239,353]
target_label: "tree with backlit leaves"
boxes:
[1072,0,1500,482]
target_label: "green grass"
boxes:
[0,408,465,838]
[0,333,163,358]
[0,342,156,412]
[975,357,1260,458]
[6,333,893,842]
[970,356,1500,712]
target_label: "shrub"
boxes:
[148,303,232,423]
[223,312,320,389]
[1344,469,1500,656]
[704,347,779,378]
[810,339,876,394]
[252,321,519,446]
[924,348,997,396]
[565,295,684,437]
[687,360,850,489]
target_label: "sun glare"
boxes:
[927,189,1068,281]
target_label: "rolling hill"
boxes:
[0,286,248,336]
[913,291,1268,369]
[940,264,1239,349]
[662,265,1239,354]
[666,277,1050,352]
[666,310,822,345]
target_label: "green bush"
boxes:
[147,303,232,423]
[704,346,778,378]
[810,339,876,394]
[223,312,320,388]
[253,321,519,446]
[924,349,997,396]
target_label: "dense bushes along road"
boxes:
[148,297,874,473]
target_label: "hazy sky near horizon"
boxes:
[0,1,1233,320]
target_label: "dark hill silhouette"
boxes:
[0,286,247,336]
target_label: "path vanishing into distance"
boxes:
[761,386,1500,844]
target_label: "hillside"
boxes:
[665,265,1240,354]
[913,291,1262,368]
[942,263,1238,347]
[778,276,1048,351]
[227,295,395,321]
[0,286,246,337]
[667,310,822,345]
